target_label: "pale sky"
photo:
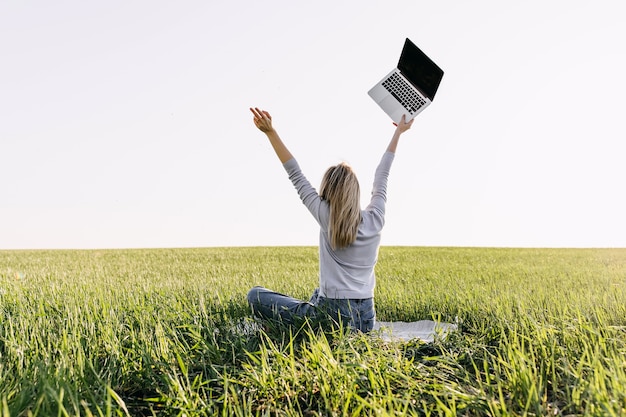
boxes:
[2,1,625,249]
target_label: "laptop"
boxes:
[368,38,444,123]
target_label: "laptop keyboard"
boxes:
[382,72,426,114]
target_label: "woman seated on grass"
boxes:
[247,107,413,333]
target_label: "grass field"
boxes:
[0,247,625,416]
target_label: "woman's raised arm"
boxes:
[250,107,293,164]
[386,114,414,154]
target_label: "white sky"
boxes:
[2,1,625,249]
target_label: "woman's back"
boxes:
[284,152,395,299]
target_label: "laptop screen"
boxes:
[398,38,444,100]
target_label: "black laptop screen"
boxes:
[398,38,444,100]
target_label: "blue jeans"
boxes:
[246,286,376,333]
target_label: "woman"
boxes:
[247,107,413,333]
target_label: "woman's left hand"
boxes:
[250,107,274,133]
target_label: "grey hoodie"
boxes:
[283,151,394,299]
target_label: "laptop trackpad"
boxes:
[379,95,398,114]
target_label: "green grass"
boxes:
[1,247,625,416]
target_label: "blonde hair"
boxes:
[320,163,362,250]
